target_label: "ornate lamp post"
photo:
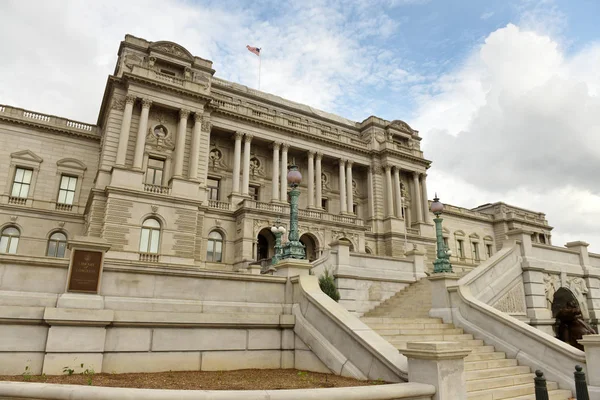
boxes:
[431,194,453,273]
[270,221,286,265]
[281,165,306,260]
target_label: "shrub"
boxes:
[319,269,340,302]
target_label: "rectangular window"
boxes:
[146,158,165,186]
[457,240,465,258]
[352,203,358,215]
[57,175,77,205]
[249,185,259,201]
[321,198,329,212]
[11,168,33,198]
[472,242,480,261]
[486,244,493,258]
[207,178,220,201]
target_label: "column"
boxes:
[271,142,280,202]
[173,109,190,177]
[242,134,253,195]
[307,151,315,208]
[315,152,323,209]
[385,165,394,217]
[393,167,403,218]
[421,174,432,223]
[339,159,347,213]
[413,171,423,222]
[188,112,202,180]
[280,144,289,201]
[367,166,374,219]
[115,95,136,166]
[133,98,151,169]
[231,132,243,194]
[346,161,353,213]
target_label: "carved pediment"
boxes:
[57,158,87,171]
[389,119,415,135]
[150,41,193,61]
[11,150,43,164]
[469,233,480,240]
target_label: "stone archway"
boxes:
[552,287,597,350]
[300,233,318,261]
[339,237,354,252]
[256,228,275,261]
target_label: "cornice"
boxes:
[378,148,431,167]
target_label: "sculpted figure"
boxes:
[552,288,597,350]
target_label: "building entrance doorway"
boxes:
[256,228,275,261]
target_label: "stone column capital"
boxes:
[281,143,290,151]
[193,112,203,122]
[272,141,281,150]
[339,158,347,165]
[234,131,244,140]
[384,163,393,172]
[141,98,153,108]
[125,94,136,105]
[412,170,420,178]
[346,160,353,167]
[316,151,323,160]
[307,150,315,158]
[244,133,254,142]
[179,109,190,119]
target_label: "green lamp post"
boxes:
[431,194,453,273]
[281,165,306,260]
[270,220,286,265]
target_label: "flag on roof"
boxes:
[246,45,261,56]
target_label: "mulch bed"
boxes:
[0,369,388,390]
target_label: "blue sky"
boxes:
[0,0,599,250]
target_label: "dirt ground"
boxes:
[0,369,388,390]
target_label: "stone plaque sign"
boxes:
[67,250,103,293]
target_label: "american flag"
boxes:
[246,45,261,56]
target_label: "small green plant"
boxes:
[319,269,340,302]
[82,365,95,386]
[63,366,75,376]
[370,378,386,385]
[297,370,310,381]
[22,365,32,382]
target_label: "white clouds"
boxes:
[413,23,600,251]
[480,11,495,20]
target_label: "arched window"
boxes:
[139,218,161,254]
[0,227,20,254]
[207,231,223,262]
[47,232,67,258]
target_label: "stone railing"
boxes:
[139,253,160,263]
[442,203,493,221]
[208,200,231,210]
[55,203,73,212]
[298,209,322,219]
[7,196,27,206]
[129,66,209,94]
[243,199,289,214]
[155,71,185,86]
[0,104,98,136]
[144,184,170,195]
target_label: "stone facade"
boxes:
[0,34,555,273]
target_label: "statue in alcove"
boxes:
[552,287,597,350]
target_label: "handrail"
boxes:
[451,243,585,392]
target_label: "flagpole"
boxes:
[258,55,261,90]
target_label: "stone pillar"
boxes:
[133,98,151,170]
[242,134,253,196]
[404,341,470,400]
[413,171,423,222]
[339,159,347,213]
[346,161,353,213]
[579,335,600,397]
[307,151,315,208]
[428,273,460,323]
[188,112,202,180]
[115,95,136,166]
[367,166,374,219]
[393,167,402,218]
[384,165,394,217]
[421,174,432,223]
[280,144,289,201]
[173,109,190,178]
[271,142,280,202]
[232,132,243,194]
[315,152,323,209]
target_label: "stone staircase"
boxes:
[361,280,573,400]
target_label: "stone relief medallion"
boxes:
[209,148,227,170]
[375,132,386,144]
[250,156,264,177]
[146,124,175,151]
[321,173,330,190]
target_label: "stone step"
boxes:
[466,366,531,381]
[504,389,573,400]
[388,333,474,342]
[467,373,533,392]
[467,382,558,400]
[376,328,464,336]
[465,358,518,371]
[360,317,442,324]
[465,351,506,362]
[469,345,495,354]
[396,339,484,350]
[367,322,455,330]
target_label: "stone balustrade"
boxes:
[0,104,98,137]
[143,183,171,195]
[208,200,231,210]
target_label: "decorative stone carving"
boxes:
[152,43,191,60]
[111,96,126,111]
[566,276,590,319]
[201,117,211,132]
[146,124,175,151]
[148,56,156,68]
[58,221,65,228]
[321,173,330,190]
[250,156,263,177]
[375,132,386,144]
[492,282,527,315]
[125,95,136,105]
[390,120,414,134]
[209,148,226,170]
[544,273,560,310]
[552,287,597,350]
[215,219,221,226]
[9,216,18,222]
[151,205,159,214]
[123,53,143,70]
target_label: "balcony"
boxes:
[139,253,160,263]
[8,196,27,206]
[208,200,231,210]
[144,184,171,195]
[55,203,73,212]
